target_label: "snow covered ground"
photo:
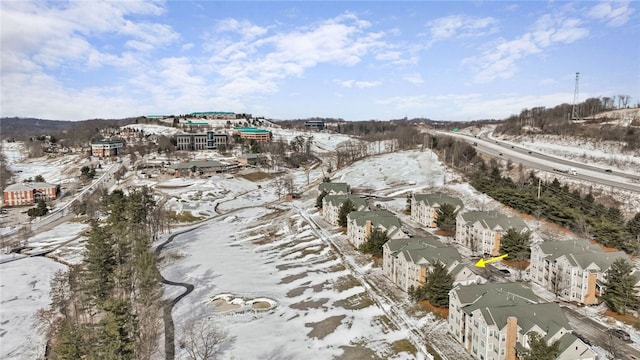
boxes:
[0,257,67,359]
[2,141,86,184]
[122,123,180,136]
[3,123,639,359]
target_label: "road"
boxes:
[437,131,640,194]
[562,305,640,360]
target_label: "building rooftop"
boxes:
[459,211,529,232]
[233,127,269,134]
[191,111,235,115]
[318,182,351,194]
[166,160,225,170]
[4,182,58,192]
[414,193,464,209]
[536,239,630,270]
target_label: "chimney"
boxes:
[506,316,518,360]
[365,220,372,239]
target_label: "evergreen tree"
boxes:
[499,229,532,260]
[436,203,458,233]
[34,174,45,182]
[83,222,116,304]
[519,331,560,360]
[337,199,355,227]
[424,262,453,307]
[601,258,640,314]
[628,212,640,240]
[27,200,49,218]
[316,190,328,208]
[405,192,412,213]
[51,323,84,360]
[359,228,389,257]
[96,298,136,360]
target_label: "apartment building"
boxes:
[322,195,368,226]
[449,282,596,360]
[411,193,464,228]
[318,182,351,196]
[455,211,529,256]
[346,210,406,249]
[383,235,483,292]
[530,239,635,305]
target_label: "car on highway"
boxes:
[607,328,631,341]
[604,169,613,173]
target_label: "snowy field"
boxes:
[0,257,67,359]
[270,128,355,154]
[122,123,180,136]
[3,121,640,359]
[2,141,85,184]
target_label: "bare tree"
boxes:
[618,94,631,109]
[179,317,228,360]
[273,176,286,200]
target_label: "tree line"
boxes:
[44,187,166,359]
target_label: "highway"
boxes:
[437,131,640,194]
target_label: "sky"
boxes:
[1,1,638,122]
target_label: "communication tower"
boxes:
[571,72,580,120]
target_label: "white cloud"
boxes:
[403,73,424,84]
[334,80,381,88]
[426,15,497,45]
[466,13,588,83]
[587,1,634,27]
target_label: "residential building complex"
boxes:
[411,193,464,228]
[322,194,368,226]
[383,235,482,292]
[530,239,634,305]
[318,182,351,195]
[449,282,596,360]
[455,211,529,256]
[347,210,405,249]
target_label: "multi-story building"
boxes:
[322,195,368,226]
[233,127,271,142]
[175,132,228,150]
[3,182,60,206]
[530,239,634,305]
[449,282,596,360]
[411,193,464,228]
[318,182,351,196]
[383,235,483,292]
[304,120,325,130]
[346,210,406,249]
[91,140,123,157]
[455,211,529,256]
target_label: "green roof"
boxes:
[483,302,570,332]
[386,236,461,268]
[184,121,209,125]
[459,211,529,232]
[318,182,351,194]
[537,239,629,270]
[323,194,368,210]
[234,127,269,134]
[348,210,402,233]
[413,193,464,210]
[454,282,539,308]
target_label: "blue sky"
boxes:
[1,1,638,121]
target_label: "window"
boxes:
[481,326,486,334]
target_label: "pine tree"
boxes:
[316,190,328,208]
[83,222,117,304]
[359,228,389,257]
[436,203,458,233]
[601,258,640,314]
[519,331,560,360]
[424,262,453,307]
[627,212,640,240]
[499,229,532,260]
[51,323,84,360]
[337,199,355,227]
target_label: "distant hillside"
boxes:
[0,118,77,140]
[0,117,142,142]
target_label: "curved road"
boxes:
[155,226,201,360]
[437,131,640,194]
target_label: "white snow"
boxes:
[122,123,180,136]
[0,257,67,359]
